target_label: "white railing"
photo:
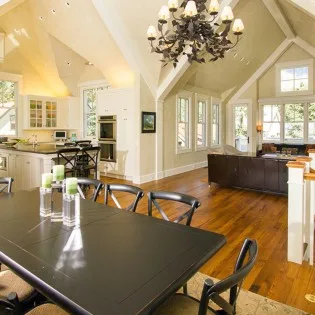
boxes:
[287,153,315,265]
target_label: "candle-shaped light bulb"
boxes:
[66,178,78,195]
[158,5,170,22]
[184,1,198,17]
[221,6,234,22]
[42,173,53,189]
[147,25,157,39]
[209,0,219,14]
[168,0,178,11]
[53,165,65,182]
[232,18,244,34]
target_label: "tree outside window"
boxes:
[83,87,106,138]
[284,103,304,140]
[0,81,16,136]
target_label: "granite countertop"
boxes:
[208,152,299,160]
[0,143,72,154]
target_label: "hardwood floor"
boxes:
[99,168,315,313]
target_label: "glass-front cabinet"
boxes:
[26,96,58,129]
[45,101,57,128]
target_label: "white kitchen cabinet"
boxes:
[96,88,134,178]
[15,155,41,191]
[24,96,80,130]
[58,97,80,130]
[96,88,132,116]
[24,96,58,129]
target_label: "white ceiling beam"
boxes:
[157,0,240,101]
[229,38,293,103]
[262,0,295,39]
[293,36,315,58]
[91,0,157,96]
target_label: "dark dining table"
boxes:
[0,189,226,314]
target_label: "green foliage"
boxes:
[0,81,15,107]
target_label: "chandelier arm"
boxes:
[171,11,182,21]
[228,34,241,50]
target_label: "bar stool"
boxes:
[56,148,80,177]
[76,146,101,179]
[75,140,92,148]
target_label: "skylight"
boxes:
[290,0,315,17]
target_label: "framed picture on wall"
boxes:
[141,111,156,133]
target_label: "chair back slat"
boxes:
[199,239,258,315]
[57,148,80,177]
[104,184,144,212]
[0,177,14,193]
[148,191,201,226]
[77,178,103,202]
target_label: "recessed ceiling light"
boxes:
[51,9,56,14]
[233,53,238,58]
[38,16,43,21]
[246,61,250,65]
[240,57,245,62]
[66,61,71,66]
[65,2,70,7]
[85,61,94,66]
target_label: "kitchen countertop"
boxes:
[0,143,72,154]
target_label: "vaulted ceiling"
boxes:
[0,0,312,99]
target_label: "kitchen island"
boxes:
[208,153,296,194]
[0,143,99,191]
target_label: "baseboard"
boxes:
[164,160,207,178]
[134,173,156,185]
[100,172,133,181]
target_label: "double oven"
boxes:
[98,115,117,162]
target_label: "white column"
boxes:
[287,161,306,264]
[155,99,164,180]
[308,149,315,171]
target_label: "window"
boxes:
[196,97,207,149]
[276,59,313,96]
[83,86,106,138]
[284,103,304,140]
[261,101,315,143]
[0,81,16,136]
[176,93,191,153]
[212,102,220,145]
[262,104,281,141]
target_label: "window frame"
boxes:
[261,104,281,142]
[176,91,192,154]
[259,99,315,144]
[276,59,313,97]
[80,81,108,140]
[0,80,18,137]
[211,97,221,146]
[195,93,208,151]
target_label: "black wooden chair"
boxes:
[147,191,201,226]
[56,148,80,178]
[77,178,103,202]
[0,177,14,193]
[154,239,258,315]
[76,146,101,179]
[75,140,92,148]
[148,191,201,295]
[64,142,76,147]
[104,184,144,212]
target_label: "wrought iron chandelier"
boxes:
[147,0,244,67]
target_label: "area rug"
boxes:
[166,272,310,315]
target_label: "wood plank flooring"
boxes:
[98,168,315,313]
